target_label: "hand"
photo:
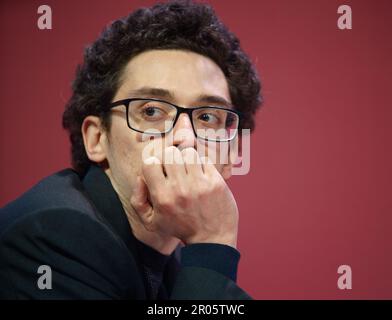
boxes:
[130,146,239,249]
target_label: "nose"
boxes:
[171,113,196,150]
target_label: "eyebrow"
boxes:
[129,87,174,100]
[197,94,233,109]
[128,87,233,109]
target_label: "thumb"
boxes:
[130,176,154,229]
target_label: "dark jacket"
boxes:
[0,165,251,299]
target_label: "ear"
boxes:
[81,115,108,164]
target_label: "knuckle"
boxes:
[130,196,145,211]
[156,195,174,211]
[132,199,144,210]
[197,182,212,199]
[176,193,190,208]
[175,183,187,197]
[175,186,192,206]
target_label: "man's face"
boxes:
[102,49,234,209]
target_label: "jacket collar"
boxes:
[81,164,137,254]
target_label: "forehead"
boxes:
[117,49,231,104]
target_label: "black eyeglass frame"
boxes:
[107,98,242,142]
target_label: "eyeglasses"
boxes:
[108,98,241,142]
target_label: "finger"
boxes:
[162,146,186,178]
[142,156,166,195]
[182,147,203,176]
[200,155,217,176]
[130,176,154,227]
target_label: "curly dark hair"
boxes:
[62,0,262,175]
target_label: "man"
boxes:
[0,0,261,299]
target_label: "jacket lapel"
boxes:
[81,164,180,298]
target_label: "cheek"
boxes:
[107,126,146,188]
[117,133,145,174]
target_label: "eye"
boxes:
[198,113,219,124]
[144,106,159,116]
[141,105,165,120]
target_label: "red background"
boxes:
[0,0,391,299]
